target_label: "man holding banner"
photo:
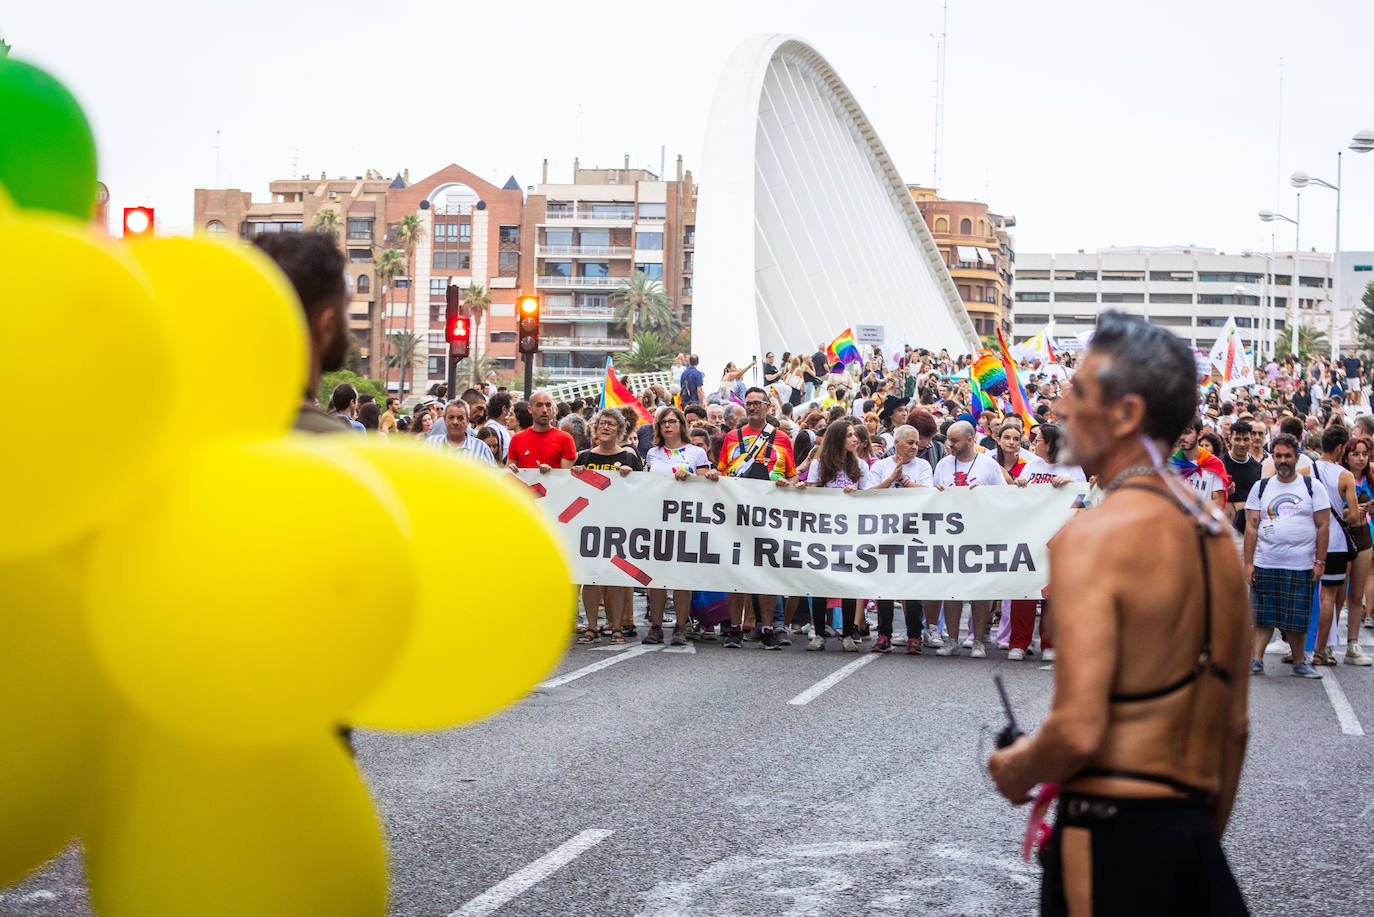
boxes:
[987,311,1251,916]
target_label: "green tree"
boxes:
[462,283,492,386]
[316,370,386,411]
[374,247,406,393]
[387,331,422,398]
[311,208,340,240]
[613,270,675,346]
[614,331,675,372]
[344,331,365,374]
[1275,324,1329,362]
[454,353,498,388]
[1355,280,1374,353]
[392,214,425,382]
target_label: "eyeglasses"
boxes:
[744,400,767,407]
[660,418,680,425]
[595,420,619,428]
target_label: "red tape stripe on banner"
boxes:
[570,467,611,491]
[611,554,653,586]
[558,496,590,523]
[528,482,547,498]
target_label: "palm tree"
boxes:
[387,331,422,399]
[392,214,425,381]
[374,247,406,393]
[454,354,499,387]
[1275,324,1329,362]
[614,332,674,373]
[311,208,340,240]
[612,270,675,347]
[462,283,492,386]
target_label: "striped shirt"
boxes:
[426,434,496,465]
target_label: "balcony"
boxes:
[535,275,631,289]
[542,366,608,379]
[540,336,630,351]
[536,244,632,258]
[543,207,636,223]
[543,304,617,320]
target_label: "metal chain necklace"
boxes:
[1104,464,1159,494]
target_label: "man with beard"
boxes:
[253,232,351,433]
[987,311,1251,916]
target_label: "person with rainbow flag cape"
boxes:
[1170,416,1229,509]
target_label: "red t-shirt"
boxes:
[508,427,577,469]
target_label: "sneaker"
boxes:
[700,626,717,641]
[1345,642,1373,666]
[923,625,944,648]
[642,625,664,645]
[761,628,782,650]
[962,636,974,649]
[824,626,838,638]
[842,636,858,652]
[687,620,703,641]
[1042,648,1056,662]
[906,642,922,655]
[997,641,1011,651]
[1007,648,1025,661]
[806,635,825,651]
[936,643,959,657]
[1250,659,1264,676]
[790,624,808,635]
[1364,616,1374,630]
[744,628,762,642]
[873,635,891,653]
[777,629,792,646]
[892,634,908,646]
[723,628,743,648]
[971,641,987,659]
[1291,662,1322,679]
[669,628,688,647]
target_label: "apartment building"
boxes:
[527,156,697,379]
[909,187,1015,338]
[1010,246,1335,356]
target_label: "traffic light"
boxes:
[445,284,470,359]
[122,206,155,239]
[517,294,540,355]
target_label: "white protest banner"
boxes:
[516,470,1088,600]
[854,324,884,345]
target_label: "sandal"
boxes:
[576,629,598,645]
[1316,650,1339,666]
[598,624,614,637]
[609,631,626,645]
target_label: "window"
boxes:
[349,248,373,263]
[1016,269,1050,280]
[1016,314,1050,324]
[578,293,609,309]
[545,229,573,246]
[394,279,409,289]
[498,225,519,244]
[638,202,666,220]
[205,220,227,234]
[580,262,609,278]
[579,230,610,247]
[242,220,303,236]
[1100,271,1143,281]
[1150,293,1193,303]
[357,274,370,294]
[435,222,459,242]
[427,356,443,376]
[1100,292,1144,303]
[1055,292,1097,302]
[1196,317,1228,327]
[635,263,663,280]
[1198,272,1261,284]
[458,251,470,270]
[636,232,664,251]
[498,251,519,274]
[459,223,471,243]
[1054,270,1098,281]
[934,216,949,233]
[684,225,695,245]
[1015,291,1050,302]
[959,218,972,234]
[347,219,373,240]
[1199,294,1259,305]
[430,278,448,296]
[1299,275,1328,288]
[1355,265,1373,272]
[490,331,516,343]
[1152,316,1193,327]
[977,219,986,236]
[545,261,572,277]
[1149,270,1194,281]
[432,250,459,270]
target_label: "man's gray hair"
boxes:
[892,424,917,441]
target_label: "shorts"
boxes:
[1040,792,1249,916]
[1347,377,1362,394]
[1353,522,1374,553]
[1322,547,1352,583]
[1251,567,1313,634]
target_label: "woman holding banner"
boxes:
[574,409,642,645]
[798,418,878,652]
[643,406,718,646]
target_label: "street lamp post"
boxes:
[1290,158,1340,360]
[1259,198,1300,360]
[1241,247,1276,359]
[1349,130,1374,353]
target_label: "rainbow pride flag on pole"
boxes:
[995,327,1039,428]
[969,357,998,422]
[825,328,862,370]
[600,357,653,426]
[972,351,1008,397]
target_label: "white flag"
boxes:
[1206,316,1255,395]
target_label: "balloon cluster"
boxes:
[0,58,574,915]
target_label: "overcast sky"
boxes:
[7,0,1372,255]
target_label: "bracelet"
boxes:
[1314,561,1326,566]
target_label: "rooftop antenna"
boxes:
[291,147,299,179]
[577,103,584,160]
[215,129,221,187]
[1274,58,1283,213]
[931,0,948,189]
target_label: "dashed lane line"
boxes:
[446,829,614,917]
[1320,669,1366,736]
[539,645,662,689]
[787,655,880,705]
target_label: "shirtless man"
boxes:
[987,311,1251,916]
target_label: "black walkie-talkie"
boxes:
[994,674,1024,749]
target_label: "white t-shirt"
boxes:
[1185,469,1227,501]
[1313,460,1350,554]
[645,444,711,475]
[933,452,1007,488]
[1246,475,1331,570]
[1017,458,1087,485]
[868,454,934,488]
[805,459,879,489]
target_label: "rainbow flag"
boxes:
[600,358,652,426]
[995,327,1038,428]
[969,358,997,421]
[825,328,862,370]
[972,352,1008,396]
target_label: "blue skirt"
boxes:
[1251,567,1313,634]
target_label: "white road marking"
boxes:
[539,645,662,688]
[588,643,634,652]
[1038,664,1054,671]
[787,655,880,705]
[1320,670,1365,736]
[447,829,613,917]
[662,641,697,654]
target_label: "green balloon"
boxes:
[0,59,98,219]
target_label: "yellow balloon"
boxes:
[0,215,176,559]
[83,436,417,746]
[86,718,386,917]
[128,237,306,440]
[0,547,103,887]
[347,443,574,729]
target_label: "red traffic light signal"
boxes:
[445,285,470,358]
[122,206,155,239]
[517,294,540,355]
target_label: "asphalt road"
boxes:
[5,610,1373,917]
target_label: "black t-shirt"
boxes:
[811,350,830,377]
[763,362,780,384]
[1222,452,1261,504]
[1344,357,1362,377]
[574,449,643,472]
